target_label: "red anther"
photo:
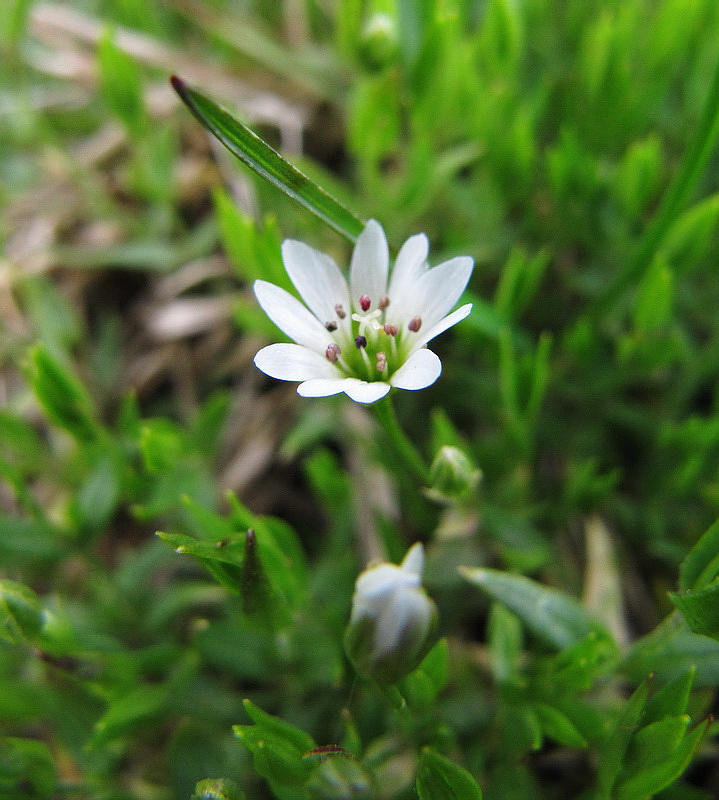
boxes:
[359,294,371,312]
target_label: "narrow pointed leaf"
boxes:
[460,567,609,649]
[171,76,364,242]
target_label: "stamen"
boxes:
[383,322,398,336]
[408,316,422,332]
[355,335,367,349]
[326,343,341,363]
[335,303,346,319]
[379,295,390,310]
[359,294,371,312]
[376,352,387,372]
[325,321,338,332]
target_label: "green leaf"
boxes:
[670,579,719,639]
[156,530,245,595]
[401,638,450,706]
[26,345,98,441]
[614,718,709,800]
[460,567,609,649]
[623,612,719,687]
[641,668,695,725]
[90,685,168,748]
[171,76,364,242]
[632,255,674,334]
[0,737,57,799]
[487,602,523,684]
[233,700,314,787]
[0,580,43,644]
[98,28,145,135]
[678,517,719,591]
[533,703,588,749]
[416,748,482,800]
[595,679,650,799]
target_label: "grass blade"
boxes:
[171,75,364,242]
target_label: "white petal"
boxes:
[282,240,351,329]
[298,377,391,404]
[375,585,432,656]
[343,379,391,404]
[414,303,473,349]
[390,348,441,390]
[254,343,339,382]
[350,220,389,311]
[400,543,425,576]
[387,233,428,316]
[297,378,350,398]
[254,280,328,352]
[409,256,474,331]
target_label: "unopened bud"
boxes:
[428,446,481,501]
[358,12,399,72]
[344,543,438,685]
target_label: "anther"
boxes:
[383,322,398,336]
[355,335,367,349]
[335,303,346,319]
[408,316,422,332]
[379,295,390,310]
[326,344,341,362]
[359,294,371,312]
[376,352,387,371]
[325,321,338,331]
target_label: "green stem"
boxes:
[373,394,429,486]
[594,50,719,315]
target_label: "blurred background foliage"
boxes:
[2,0,719,798]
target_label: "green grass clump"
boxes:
[2,1,719,798]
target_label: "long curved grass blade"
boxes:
[171,75,364,243]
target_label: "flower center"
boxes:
[324,294,422,381]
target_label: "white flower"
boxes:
[344,543,437,685]
[253,220,473,404]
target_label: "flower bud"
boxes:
[358,13,398,72]
[344,544,437,686]
[428,446,481,502]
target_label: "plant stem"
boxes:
[373,394,429,486]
